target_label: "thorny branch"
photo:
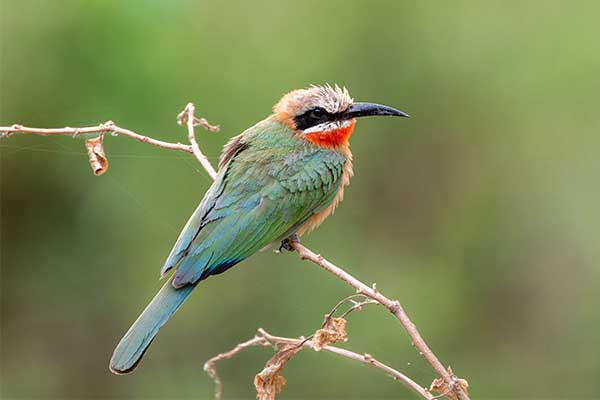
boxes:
[0,103,470,400]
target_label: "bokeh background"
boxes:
[2,1,600,399]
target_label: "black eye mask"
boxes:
[294,107,337,131]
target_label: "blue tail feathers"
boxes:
[109,277,197,374]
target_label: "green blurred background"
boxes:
[2,1,600,399]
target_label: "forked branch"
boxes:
[204,295,435,400]
[177,102,219,179]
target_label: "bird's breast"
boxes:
[296,144,353,236]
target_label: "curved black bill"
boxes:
[344,102,410,119]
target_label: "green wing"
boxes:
[110,119,346,374]
[161,119,346,288]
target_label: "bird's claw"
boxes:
[279,234,300,252]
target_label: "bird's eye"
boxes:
[310,107,325,119]
[293,107,331,131]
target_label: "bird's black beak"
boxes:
[343,102,410,119]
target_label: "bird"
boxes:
[109,84,409,374]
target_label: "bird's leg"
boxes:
[279,234,300,252]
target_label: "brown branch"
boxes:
[205,328,434,400]
[205,294,433,400]
[177,103,219,179]
[290,241,470,400]
[261,329,435,400]
[203,336,271,400]
[1,103,469,400]
[0,121,194,153]
[323,293,376,321]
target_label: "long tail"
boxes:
[109,277,197,374]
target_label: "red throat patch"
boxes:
[304,121,356,148]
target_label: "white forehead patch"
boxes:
[310,84,354,114]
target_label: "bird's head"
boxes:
[273,84,409,148]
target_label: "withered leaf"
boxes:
[312,316,348,351]
[254,345,302,400]
[429,367,469,400]
[85,135,108,176]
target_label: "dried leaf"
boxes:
[85,135,108,176]
[254,345,302,400]
[312,316,348,351]
[429,367,469,400]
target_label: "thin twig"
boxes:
[337,298,379,320]
[320,294,378,329]
[178,103,218,179]
[0,121,193,153]
[323,294,372,321]
[203,336,271,400]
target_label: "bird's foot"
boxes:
[279,234,300,252]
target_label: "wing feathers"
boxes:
[162,120,347,288]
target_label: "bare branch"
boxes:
[289,241,470,400]
[336,297,379,321]
[204,327,435,400]
[204,297,434,400]
[203,336,271,400]
[322,294,375,322]
[177,103,218,179]
[1,104,220,179]
[0,121,193,153]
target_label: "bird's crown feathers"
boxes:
[273,84,354,123]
